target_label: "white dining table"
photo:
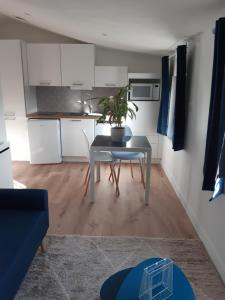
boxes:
[89,135,152,205]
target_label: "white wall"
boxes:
[96,46,161,73]
[161,27,225,281]
[0,82,7,144]
[0,18,161,74]
[0,19,78,43]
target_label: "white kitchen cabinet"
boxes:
[94,66,128,87]
[61,44,95,89]
[61,119,95,157]
[27,44,61,86]
[95,122,111,136]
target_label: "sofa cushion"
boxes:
[0,210,48,300]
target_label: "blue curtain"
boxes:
[172,45,187,151]
[157,56,170,135]
[203,17,225,191]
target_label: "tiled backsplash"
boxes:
[36,87,120,113]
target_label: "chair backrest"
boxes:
[124,125,133,137]
[82,129,90,159]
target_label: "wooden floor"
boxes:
[13,162,198,239]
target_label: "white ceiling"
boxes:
[0,0,224,54]
[0,12,10,25]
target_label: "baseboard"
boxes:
[63,156,88,162]
[161,162,225,283]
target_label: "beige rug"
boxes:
[15,235,225,300]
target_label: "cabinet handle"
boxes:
[72,82,83,86]
[70,119,82,122]
[4,117,16,120]
[105,83,116,87]
[4,112,15,117]
[39,81,51,85]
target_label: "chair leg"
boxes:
[117,160,121,183]
[84,172,90,197]
[40,238,47,253]
[130,160,134,178]
[139,159,146,189]
[115,160,121,196]
[112,163,120,196]
[84,165,90,184]
[109,164,114,182]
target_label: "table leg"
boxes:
[145,149,152,205]
[96,162,101,182]
[90,150,95,203]
[142,154,146,182]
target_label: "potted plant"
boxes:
[97,86,138,142]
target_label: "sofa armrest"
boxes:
[0,189,48,211]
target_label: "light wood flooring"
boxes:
[13,162,198,239]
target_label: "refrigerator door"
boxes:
[0,146,13,188]
[28,119,62,164]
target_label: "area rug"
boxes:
[15,235,225,300]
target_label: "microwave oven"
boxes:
[129,82,160,101]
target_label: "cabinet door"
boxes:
[61,119,94,157]
[27,44,61,86]
[61,44,95,89]
[0,40,26,117]
[94,66,128,87]
[95,122,111,136]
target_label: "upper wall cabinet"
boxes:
[27,44,61,86]
[61,44,95,90]
[94,66,128,87]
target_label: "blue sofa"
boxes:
[0,189,49,300]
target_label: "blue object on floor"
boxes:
[0,189,49,300]
[100,257,196,300]
[100,268,132,300]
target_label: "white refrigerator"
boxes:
[0,83,13,188]
[28,119,62,164]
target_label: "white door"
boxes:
[0,83,6,145]
[27,44,61,86]
[28,119,62,164]
[0,40,26,117]
[5,118,30,161]
[0,146,13,188]
[61,44,95,89]
[94,66,128,87]
[61,119,94,157]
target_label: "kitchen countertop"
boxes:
[26,112,102,120]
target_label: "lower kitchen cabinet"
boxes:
[61,119,95,157]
